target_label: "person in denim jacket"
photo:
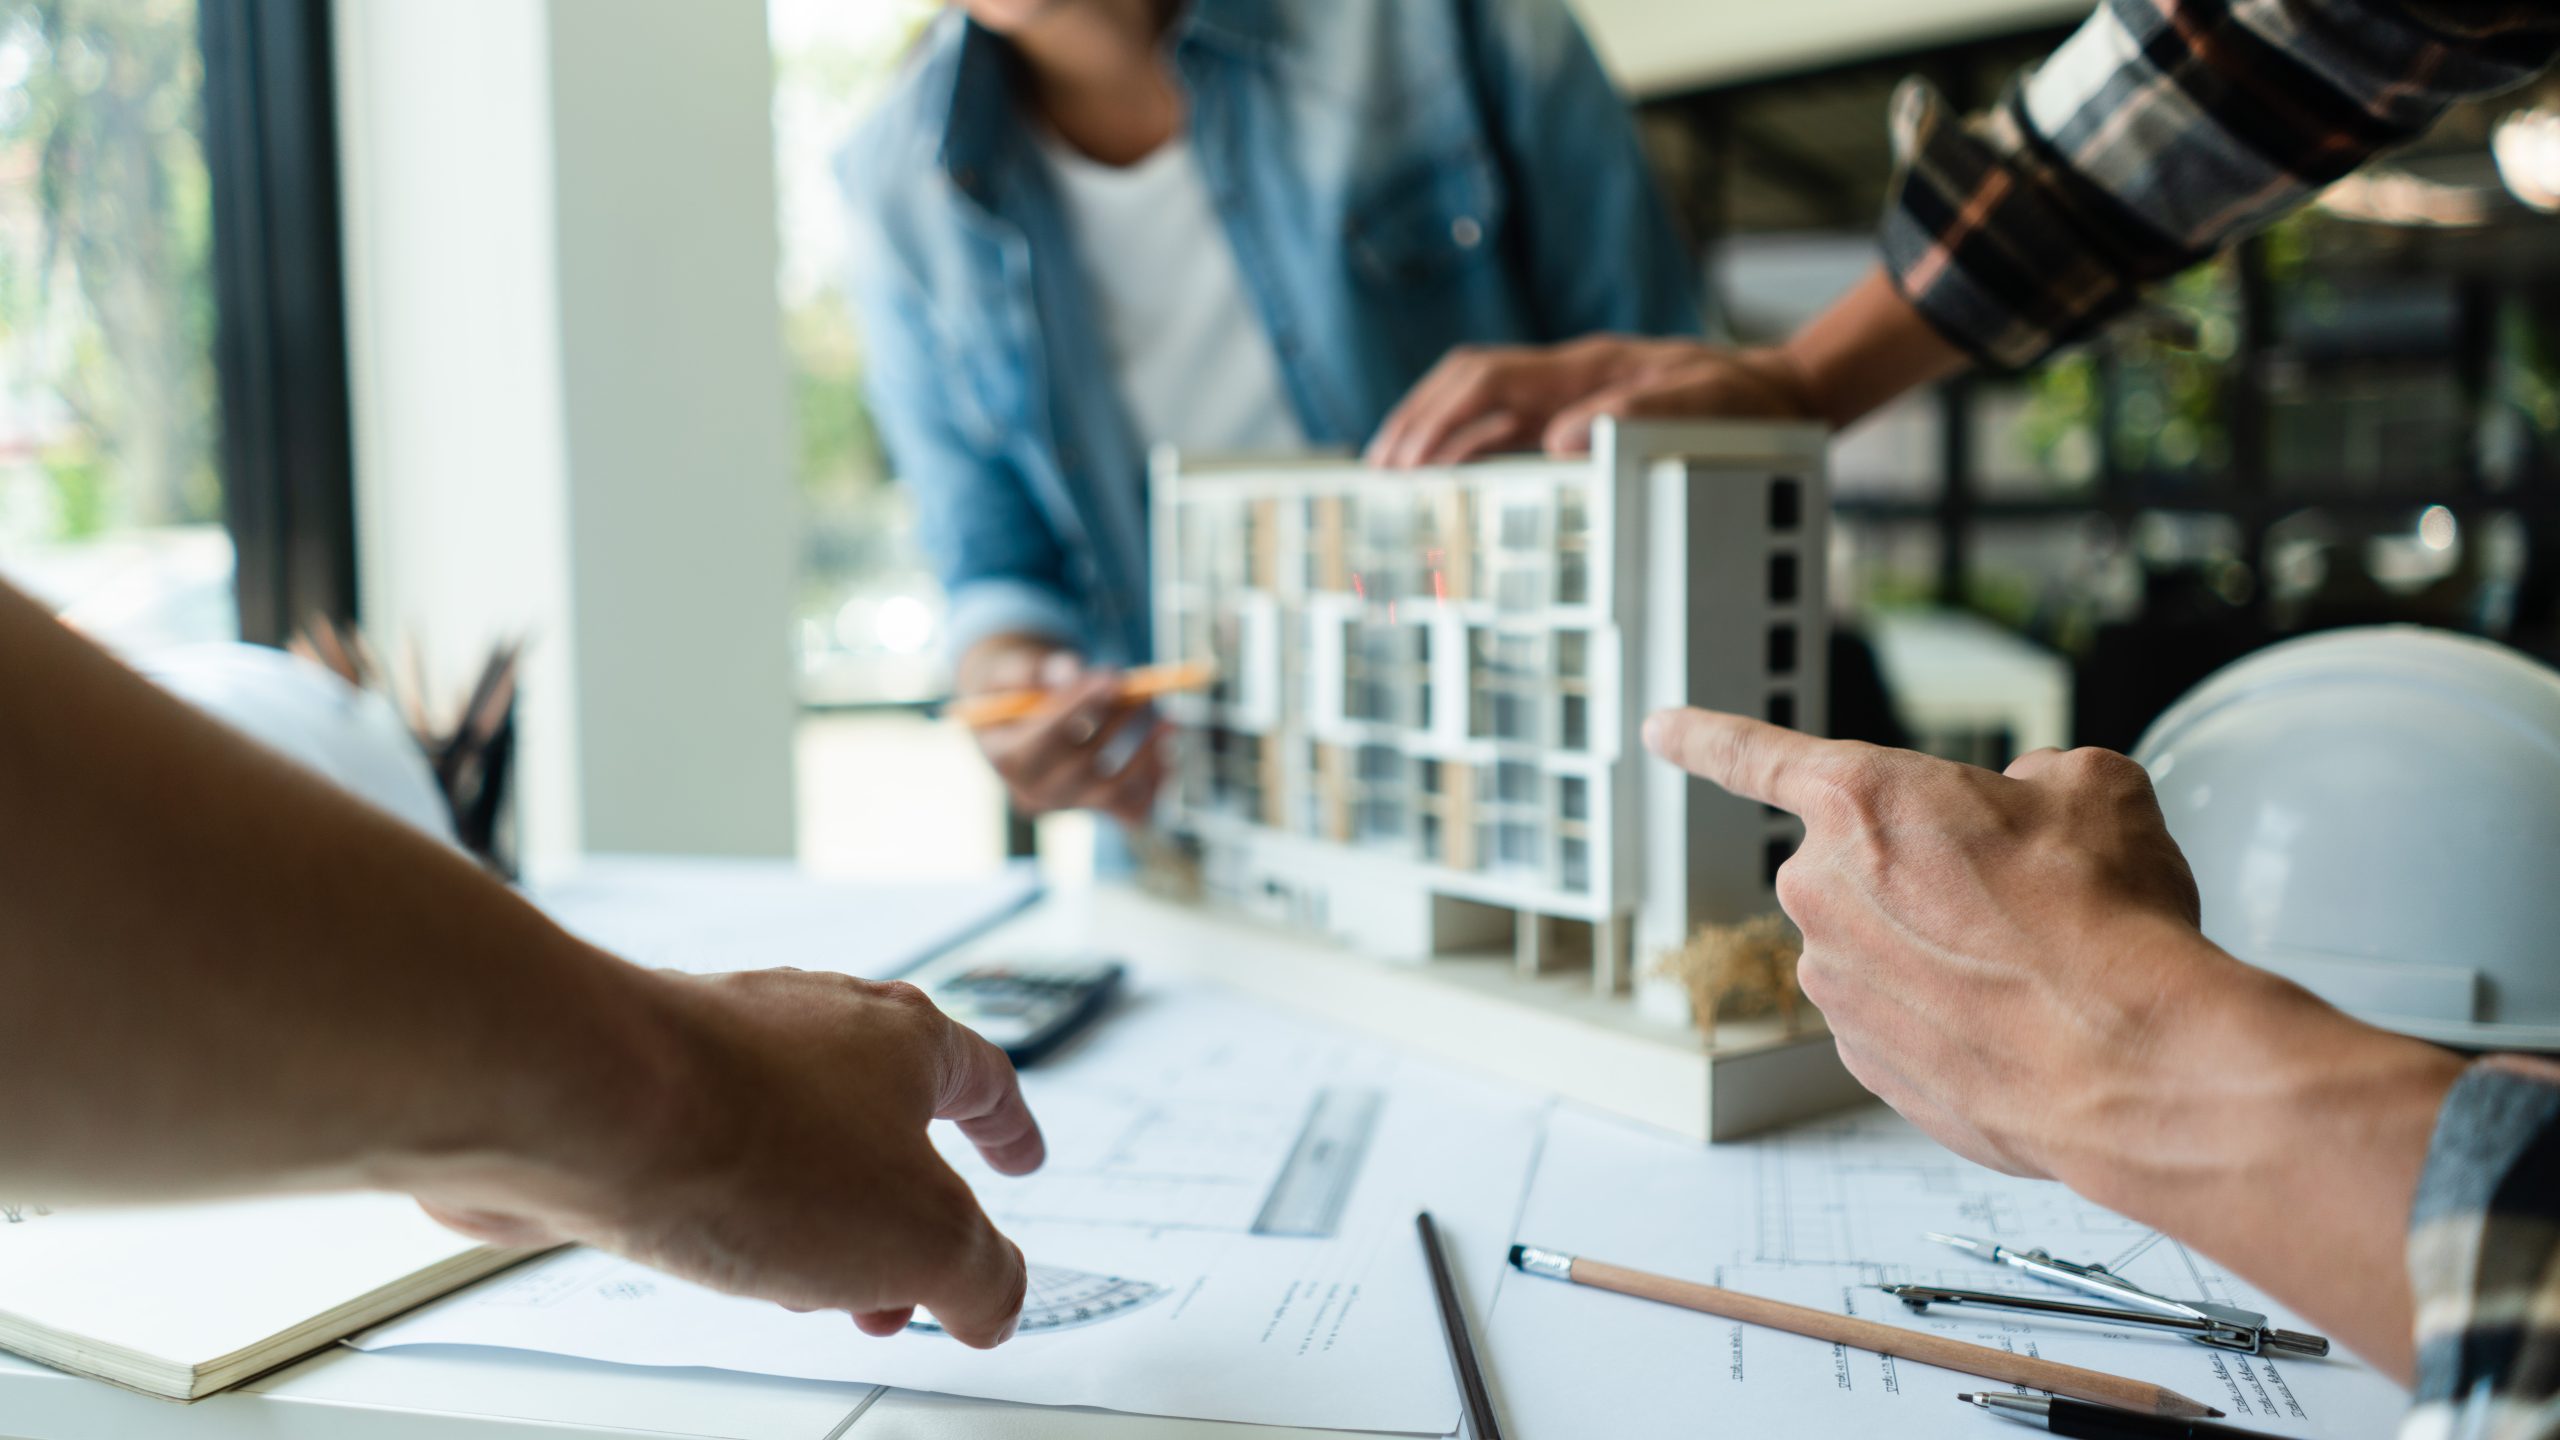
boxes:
[839,0,1700,825]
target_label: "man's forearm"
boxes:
[2045,923,2466,1380]
[0,581,674,1205]
[1777,266,1973,429]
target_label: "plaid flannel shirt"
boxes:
[1881,0,2559,369]
[2406,1058,2560,1439]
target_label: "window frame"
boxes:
[200,0,359,643]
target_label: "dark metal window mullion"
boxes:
[200,0,358,644]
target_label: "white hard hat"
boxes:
[137,643,460,849]
[2133,626,2560,1052]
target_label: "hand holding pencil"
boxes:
[946,658,1215,730]
[951,641,1197,826]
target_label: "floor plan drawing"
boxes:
[1742,1110,2154,1270]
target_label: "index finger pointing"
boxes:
[935,1022,1046,1176]
[1641,707,1845,815]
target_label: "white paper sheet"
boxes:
[1484,1105,2412,1440]
[355,981,1547,1435]
[527,856,1040,978]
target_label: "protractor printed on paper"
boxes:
[906,1263,1169,1338]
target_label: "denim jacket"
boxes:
[839,0,1703,666]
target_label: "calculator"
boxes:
[926,958,1127,1066]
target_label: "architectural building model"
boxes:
[1147,419,1869,1139]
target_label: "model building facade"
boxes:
[1152,420,1828,1017]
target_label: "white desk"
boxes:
[2,879,2397,1439]
[0,1346,1373,1439]
[0,888,1453,1440]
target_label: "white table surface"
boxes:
[0,886,1459,1440]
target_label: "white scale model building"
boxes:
[1148,420,1867,1140]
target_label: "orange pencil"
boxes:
[945,658,1217,730]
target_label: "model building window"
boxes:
[1484,493,1555,614]
[1351,492,1428,605]
[1177,610,1214,687]
[1344,621,1427,726]
[1412,626,1433,728]
[1207,728,1265,819]
[1494,561,1548,612]
[1483,818,1543,872]
[1179,508,1214,595]
[1245,499,1278,591]
[1560,834,1590,893]
[1469,628,1545,742]
[1555,630,1591,751]
[1198,499,1248,591]
[1476,757,1547,877]
[1208,609,1244,706]
[1555,772,1594,893]
[1408,496,1447,602]
[1353,743,1407,843]
[1557,485,1591,606]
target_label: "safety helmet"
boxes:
[138,643,460,849]
[2133,626,2560,1052]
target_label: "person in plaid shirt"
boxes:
[1372,3,2560,1435]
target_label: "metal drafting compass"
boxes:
[1881,1233,2330,1358]
[907,1263,1168,1338]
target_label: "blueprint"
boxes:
[354,980,1547,1435]
[1484,1106,2412,1439]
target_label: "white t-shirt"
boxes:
[1036,131,1308,457]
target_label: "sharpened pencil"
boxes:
[1509,1244,2223,1420]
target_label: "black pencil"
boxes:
[1416,1211,1504,1440]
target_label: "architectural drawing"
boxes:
[1489,1107,2403,1437]
[359,982,1550,1433]
[1150,419,1832,1031]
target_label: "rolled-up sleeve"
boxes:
[1881,0,2559,370]
[2402,1057,2560,1440]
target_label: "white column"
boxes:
[336,0,798,866]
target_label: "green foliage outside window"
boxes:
[0,0,217,542]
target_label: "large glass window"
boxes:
[770,0,940,708]
[773,2,1032,878]
[0,0,230,650]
